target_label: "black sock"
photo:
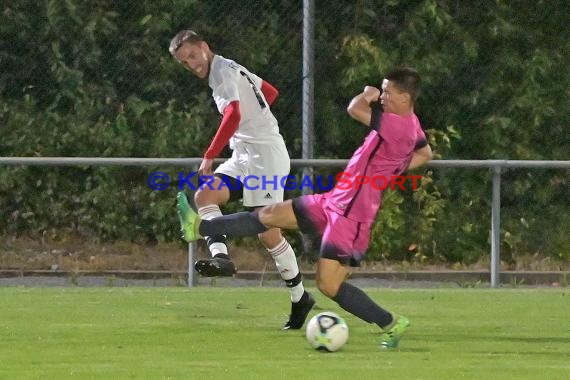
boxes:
[331,282,393,328]
[199,211,268,238]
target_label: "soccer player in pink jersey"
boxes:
[169,30,314,330]
[178,67,433,348]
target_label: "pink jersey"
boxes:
[324,112,426,222]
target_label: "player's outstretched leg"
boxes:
[318,257,410,349]
[330,282,410,349]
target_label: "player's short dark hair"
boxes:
[385,67,421,103]
[169,30,205,56]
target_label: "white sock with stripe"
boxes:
[198,205,228,258]
[267,238,305,303]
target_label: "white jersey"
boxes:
[208,55,282,147]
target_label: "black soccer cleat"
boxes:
[282,291,316,330]
[194,253,237,277]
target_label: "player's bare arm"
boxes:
[407,144,433,170]
[347,86,381,126]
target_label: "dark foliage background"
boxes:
[1,0,568,263]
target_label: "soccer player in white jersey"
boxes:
[169,30,314,329]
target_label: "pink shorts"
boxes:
[292,193,372,267]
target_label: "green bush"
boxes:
[1,0,567,263]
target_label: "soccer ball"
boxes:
[305,311,349,352]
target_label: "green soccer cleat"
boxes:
[176,192,202,242]
[380,315,410,349]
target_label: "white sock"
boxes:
[267,238,304,303]
[198,205,228,258]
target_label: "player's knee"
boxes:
[258,228,282,248]
[257,205,276,225]
[316,276,340,298]
[194,187,227,207]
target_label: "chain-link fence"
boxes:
[1,1,568,271]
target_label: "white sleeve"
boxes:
[212,68,240,113]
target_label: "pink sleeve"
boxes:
[414,125,428,150]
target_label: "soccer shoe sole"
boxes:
[194,258,237,277]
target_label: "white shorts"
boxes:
[215,139,290,207]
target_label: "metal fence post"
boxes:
[301,0,316,258]
[188,242,196,287]
[302,0,315,188]
[490,165,502,288]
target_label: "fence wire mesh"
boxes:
[1,1,568,270]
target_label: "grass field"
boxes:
[1,287,568,379]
